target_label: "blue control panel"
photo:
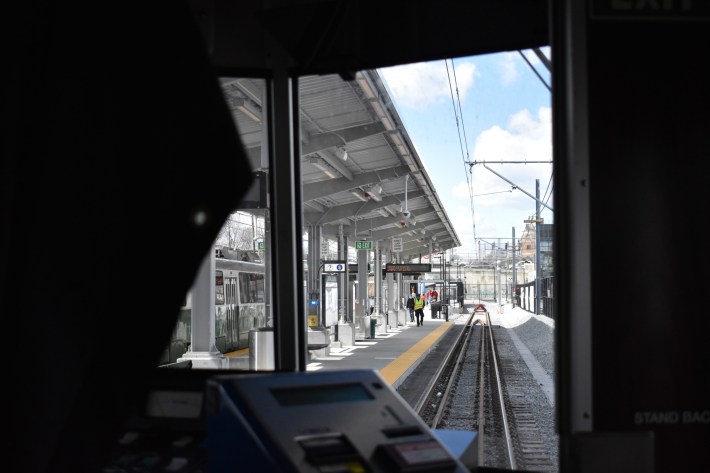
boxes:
[206,369,471,473]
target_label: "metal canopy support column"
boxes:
[386,243,395,327]
[373,241,382,316]
[441,249,446,303]
[357,246,369,314]
[177,251,226,368]
[307,224,322,298]
[268,49,305,372]
[260,87,273,328]
[338,225,348,323]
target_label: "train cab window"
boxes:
[160,55,554,392]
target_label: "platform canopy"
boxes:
[204,0,548,260]
[221,70,464,259]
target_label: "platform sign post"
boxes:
[392,237,403,253]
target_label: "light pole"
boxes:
[493,260,503,306]
[464,275,467,304]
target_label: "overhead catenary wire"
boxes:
[444,52,553,259]
[445,58,478,254]
[474,187,516,197]
[541,171,554,210]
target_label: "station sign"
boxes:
[384,263,431,273]
[323,260,346,272]
[392,237,403,252]
[355,240,373,250]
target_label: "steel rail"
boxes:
[477,315,488,467]
[413,313,474,415]
[486,311,517,470]
[430,315,475,428]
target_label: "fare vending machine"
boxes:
[206,370,474,472]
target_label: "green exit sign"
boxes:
[258,241,265,250]
[355,241,373,250]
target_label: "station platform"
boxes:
[307,308,470,389]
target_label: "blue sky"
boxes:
[379,49,553,258]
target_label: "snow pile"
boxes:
[488,303,555,330]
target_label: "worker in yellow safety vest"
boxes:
[413,293,426,326]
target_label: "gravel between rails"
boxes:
[398,304,559,472]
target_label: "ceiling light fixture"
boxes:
[351,190,369,202]
[309,157,339,179]
[334,147,348,161]
[365,184,382,201]
[356,74,377,100]
[371,101,395,131]
[232,98,262,123]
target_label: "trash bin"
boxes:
[249,327,274,371]
[370,319,376,339]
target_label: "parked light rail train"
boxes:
[160,256,267,365]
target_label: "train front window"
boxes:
[160,51,553,385]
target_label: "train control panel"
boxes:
[206,369,472,472]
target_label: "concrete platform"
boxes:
[306,310,469,388]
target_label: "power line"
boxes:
[445,58,478,254]
[474,187,516,197]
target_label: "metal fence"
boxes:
[465,276,555,320]
[516,276,554,319]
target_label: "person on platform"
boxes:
[430,286,440,318]
[406,294,415,323]
[413,292,426,326]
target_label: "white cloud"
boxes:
[380,53,552,258]
[380,60,478,109]
[448,106,553,254]
[452,180,471,199]
[498,53,518,86]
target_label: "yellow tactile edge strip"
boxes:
[379,322,454,389]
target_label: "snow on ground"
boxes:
[468,301,554,329]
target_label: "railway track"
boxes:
[407,309,557,472]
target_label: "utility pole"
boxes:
[535,179,541,315]
[523,181,544,315]
[512,226,516,307]
[497,238,502,306]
